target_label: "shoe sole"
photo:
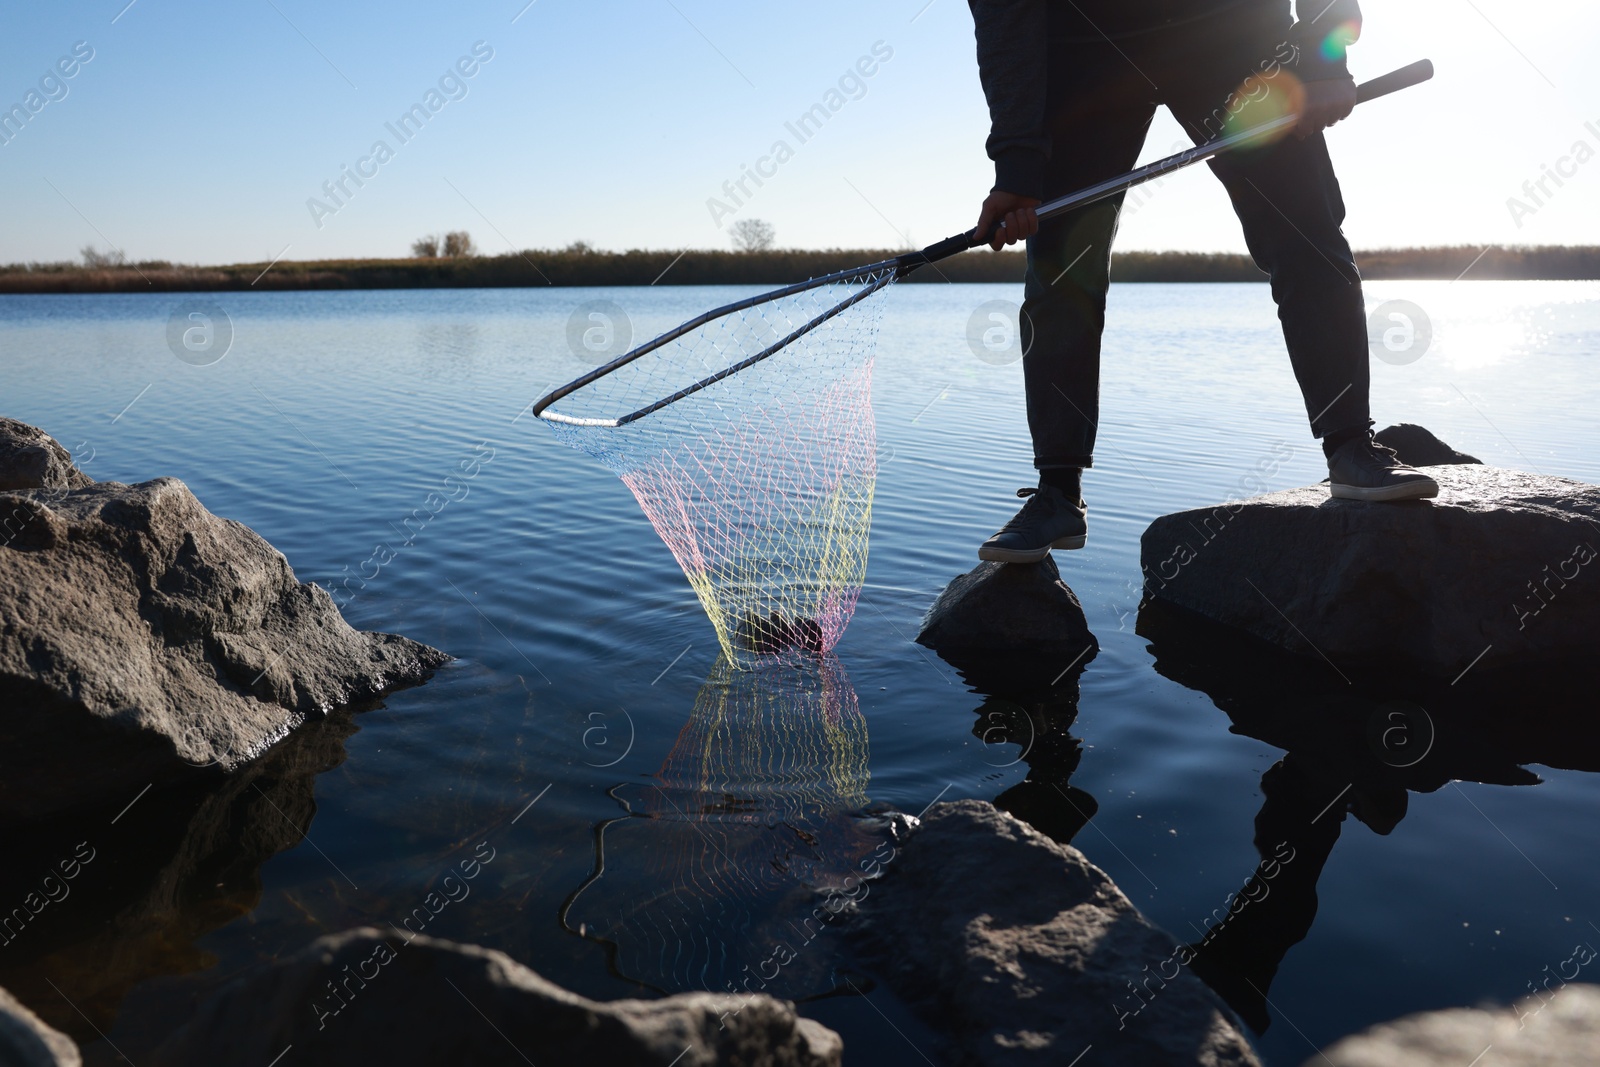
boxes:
[1329,478,1440,502]
[978,534,1086,564]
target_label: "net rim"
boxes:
[530,254,909,427]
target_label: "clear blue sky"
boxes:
[2,0,1596,264]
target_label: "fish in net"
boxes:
[535,262,902,667]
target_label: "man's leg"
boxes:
[978,79,1155,563]
[1165,58,1437,500]
[1022,100,1155,473]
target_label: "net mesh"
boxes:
[545,267,893,667]
[562,652,883,997]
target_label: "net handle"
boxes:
[902,59,1435,263]
[531,256,903,423]
[532,60,1432,424]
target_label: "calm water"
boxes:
[2,280,1599,1065]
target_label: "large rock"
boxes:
[916,556,1099,666]
[1140,465,1600,678]
[154,928,841,1067]
[856,800,1260,1066]
[0,420,449,821]
[0,418,92,492]
[1311,984,1600,1066]
[0,986,79,1066]
[1373,423,1481,467]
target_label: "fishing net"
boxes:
[560,652,886,997]
[539,265,895,667]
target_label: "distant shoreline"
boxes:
[2,245,1595,293]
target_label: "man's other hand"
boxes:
[976,190,1042,250]
[1295,78,1356,139]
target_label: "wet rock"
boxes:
[1310,983,1600,1066]
[0,985,80,1066]
[856,800,1260,1066]
[0,419,449,821]
[153,928,842,1067]
[1140,465,1600,678]
[1372,423,1481,467]
[0,418,92,492]
[916,556,1099,667]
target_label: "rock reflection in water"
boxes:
[0,707,358,1051]
[562,653,889,1000]
[1136,599,1600,1035]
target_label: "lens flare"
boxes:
[1321,20,1361,62]
[1220,69,1304,148]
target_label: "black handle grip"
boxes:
[1356,58,1433,104]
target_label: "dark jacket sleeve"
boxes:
[968,0,1050,198]
[1290,0,1361,81]
[968,0,1361,196]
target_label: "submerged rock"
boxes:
[0,986,79,1066]
[154,928,842,1067]
[1140,465,1600,678]
[0,419,448,821]
[856,800,1260,1066]
[1311,983,1600,1066]
[916,556,1099,667]
[1373,423,1481,467]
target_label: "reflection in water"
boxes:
[0,709,358,1049]
[1135,599,1600,1034]
[961,655,1098,847]
[562,653,888,999]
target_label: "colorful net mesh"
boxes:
[541,267,892,667]
[561,653,884,997]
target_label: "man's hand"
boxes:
[975,190,1042,250]
[1295,78,1356,139]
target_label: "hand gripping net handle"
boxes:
[529,59,1430,427]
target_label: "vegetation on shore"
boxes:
[2,244,1596,293]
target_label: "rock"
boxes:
[153,928,842,1067]
[1373,423,1481,467]
[856,800,1260,1066]
[1310,984,1600,1066]
[1140,465,1600,678]
[0,421,449,822]
[916,556,1099,666]
[0,986,80,1066]
[0,418,92,492]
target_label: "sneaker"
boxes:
[978,486,1087,563]
[1327,435,1439,502]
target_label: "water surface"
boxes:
[3,280,1598,1064]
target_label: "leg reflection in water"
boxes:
[561,652,895,1000]
[1136,597,1600,1035]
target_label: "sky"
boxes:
[2,0,1597,264]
